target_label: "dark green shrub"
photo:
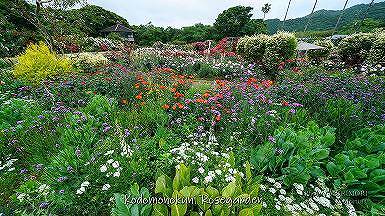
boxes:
[308,40,334,61]
[338,33,375,66]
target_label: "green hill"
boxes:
[266,1,385,34]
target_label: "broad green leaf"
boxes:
[239,208,253,216]
[153,204,169,216]
[326,162,340,177]
[245,161,252,184]
[312,149,329,160]
[155,175,172,197]
[205,210,213,216]
[222,181,236,198]
[112,193,130,216]
[171,191,187,216]
[173,164,191,191]
[131,183,140,197]
[206,186,219,198]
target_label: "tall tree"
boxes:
[262,3,272,20]
[214,6,253,39]
[10,0,87,50]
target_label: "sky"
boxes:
[88,0,383,28]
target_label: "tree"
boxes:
[10,0,87,50]
[241,19,268,35]
[261,3,272,20]
[214,6,253,39]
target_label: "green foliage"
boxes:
[154,164,262,216]
[214,6,253,38]
[251,121,335,185]
[243,35,268,63]
[0,98,42,129]
[112,184,152,216]
[265,2,385,34]
[308,40,334,61]
[368,31,385,64]
[327,125,385,210]
[13,42,72,84]
[337,33,375,66]
[237,32,297,78]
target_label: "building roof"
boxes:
[101,23,133,33]
[297,41,325,51]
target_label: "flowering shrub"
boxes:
[308,39,334,62]
[13,42,72,84]
[338,33,375,66]
[71,52,109,72]
[368,32,385,65]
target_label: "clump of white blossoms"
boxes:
[170,128,243,186]
[76,181,90,195]
[100,158,122,178]
[260,177,357,216]
[0,155,18,172]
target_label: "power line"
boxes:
[356,0,375,32]
[304,0,319,32]
[333,0,350,35]
[282,0,293,31]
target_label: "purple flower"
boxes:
[38,115,45,119]
[20,169,28,174]
[75,148,81,157]
[67,166,73,173]
[289,109,296,114]
[57,176,68,182]
[39,202,49,209]
[268,136,276,143]
[16,121,24,125]
[59,189,65,194]
[103,126,111,133]
[124,129,131,137]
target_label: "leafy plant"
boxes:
[326,125,385,211]
[154,164,262,216]
[112,183,152,216]
[338,33,375,66]
[13,42,72,84]
[251,121,335,185]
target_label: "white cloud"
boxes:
[89,0,383,27]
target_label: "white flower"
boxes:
[293,183,304,191]
[262,202,267,208]
[274,182,282,189]
[278,195,286,201]
[81,181,90,187]
[260,184,266,191]
[104,150,114,156]
[309,202,319,211]
[192,177,199,184]
[38,184,50,193]
[107,159,114,164]
[225,175,235,182]
[269,188,276,194]
[113,171,120,177]
[215,169,222,175]
[267,177,275,183]
[77,187,86,195]
[204,175,213,184]
[17,193,26,202]
[275,204,281,210]
[198,167,205,174]
[112,161,120,168]
[279,189,286,195]
[102,184,111,191]
[100,165,108,173]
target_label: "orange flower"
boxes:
[159,85,167,90]
[162,104,170,109]
[203,93,210,98]
[170,88,177,93]
[196,98,207,104]
[172,105,177,110]
[135,83,140,89]
[174,92,185,98]
[282,101,289,106]
[135,92,143,100]
[215,115,221,122]
[121,99,127,104]
[177,103,184,109]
